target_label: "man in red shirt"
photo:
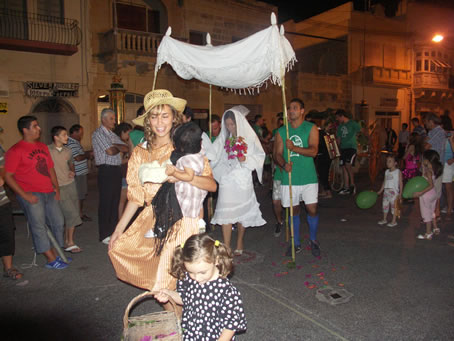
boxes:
[5,116,68,269]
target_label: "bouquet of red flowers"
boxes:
[224,136,248,160]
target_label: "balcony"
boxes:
[99,29,163,72]
[364,66,411,87]
[413,72,449,90]
[100,29,163,57]
[0,9,81,56]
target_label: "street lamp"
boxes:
[432,34,444,43]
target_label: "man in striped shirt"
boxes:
[92,109,129,244]
[67,124,92,222]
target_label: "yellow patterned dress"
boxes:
[108,143,212,291]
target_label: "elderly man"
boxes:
[92,109,128,244]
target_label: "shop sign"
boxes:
[24,82,79,97]
[380,97,398,107]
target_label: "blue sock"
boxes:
[292,215,300,246]
[307,214,319,241]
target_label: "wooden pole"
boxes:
[208,84,214,221]
[281,76,295,262]
[209,84,212,139]
[152,70,158,91]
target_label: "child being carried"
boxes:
[144,122,208,241]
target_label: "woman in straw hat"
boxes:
[207,106,266,255]
[108,90,216,305]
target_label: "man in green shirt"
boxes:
[253,115,264,139]
[336,109,361,195]
[129,106,145,147]
[274,98,320,257]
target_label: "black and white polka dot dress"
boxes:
[177,273,247,340]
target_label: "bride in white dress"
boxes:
[208,105,266,254]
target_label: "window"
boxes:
[0,0,26,12]
[424,51,429,56]
[430,61,435,72]
[189,31,206,45]
[424,60,429,71]
[438,51,442,57]
[416,52,422,57]
[117,3,146,31]
[37,0,63,22]
[431,51,435,57]
[147,9,160,33]
[416,60,422,71]
[116,3,161,33]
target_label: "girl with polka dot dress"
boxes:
[154,234,247,340]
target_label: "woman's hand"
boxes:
[166,164,176,176]
[413,191,421,198]
[238,155,246,162]
[108,230,122,251]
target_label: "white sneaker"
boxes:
[378,219,387,225]
[441,207,453,214]
[101,236,111,245]
[144,229,156,238]
[387,222,397,227]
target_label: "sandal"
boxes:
[432,228,440,235]
[417,233,433,240]
[233,249,243,256]
[3,267,24,280]
[64,244,82,253]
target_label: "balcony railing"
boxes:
[0,9,81,55]
[364,66,412,87]
[100,29,163,57]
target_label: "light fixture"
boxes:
[432,34,444,43]
[98,94,107,99]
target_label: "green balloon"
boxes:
[356,191,378,209]
[403,176,429,199]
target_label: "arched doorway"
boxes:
[31,97,79,145]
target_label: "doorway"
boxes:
[31,97,79,145]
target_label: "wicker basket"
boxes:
[122,291,182,341]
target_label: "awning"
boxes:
[433,59,451,68]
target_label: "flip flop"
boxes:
[64,245,82,253]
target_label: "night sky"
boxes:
[257,0,454,23]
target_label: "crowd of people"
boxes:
[1,88,453,339]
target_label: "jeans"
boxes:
[17,192,64,254]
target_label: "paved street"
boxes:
[1,172,454,341]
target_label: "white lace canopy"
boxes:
[155,13,296,92]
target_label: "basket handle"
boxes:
[123,291,178,329]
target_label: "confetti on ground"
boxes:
[338,283,345,287]
[324,281,329,285]
[272,262,277,266]
[279,242,286,247]
[312,265,319,268]
[316,272,325,276]
[274,272,289,277]
[296,265,303,270]
[332,268,337,271]
[305,274,311,278]
[307,284,317,289]
[304,281,310,286]
[282,259,291,265]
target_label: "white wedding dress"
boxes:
[207,106,266,228]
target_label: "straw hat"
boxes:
[132,89,187,126]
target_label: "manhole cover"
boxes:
[316,286,353,305]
